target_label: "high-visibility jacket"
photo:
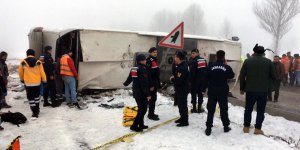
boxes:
[18,56,47,87]
[281,56,290,74]
[60,54,77,77]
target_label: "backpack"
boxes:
[1,112,27,126]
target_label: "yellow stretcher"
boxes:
[123,106,138,127]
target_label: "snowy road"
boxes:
[1,87,300,150]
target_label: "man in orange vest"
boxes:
[281,54,290,86]
[293,54,300,86]
[18,49,47,119]
[60,50,80,109]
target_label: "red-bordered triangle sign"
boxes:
[158,22,184,49]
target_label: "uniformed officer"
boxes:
[171,51,189,127]
[123,54,151,132]
[203,50,235,136]
[146,47,160,121]
[189,49,207,113]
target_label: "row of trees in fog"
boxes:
[149,4,235,40]
[150,0,300,54]
[150,4,207,36]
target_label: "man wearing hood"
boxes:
[18,49,47,119]
[240,44,276,135]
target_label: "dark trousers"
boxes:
[44,78,56,102]
[289,71,295,85]
[268,80,281,101]
[283,74,288,85]
[25,86,41,115]
[244,92,267,129]
[132,98,148,127]
[148,90,157,116]
[191,88,203,106]
[55,74,64,95]
[206,94,230,128]
[176,91,188,123]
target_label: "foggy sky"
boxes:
[0,0,299,58]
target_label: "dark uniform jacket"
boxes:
[205,60,235,96]
[172,61,189,93]
[124,64,151,99]
[146,56,160,88]
[189,55,207,92]
[42,52,55,78]
[273,62,285,80]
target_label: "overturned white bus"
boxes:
[28,27,242,90]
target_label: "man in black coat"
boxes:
[240,44,276,135]
[189,49,207,113]
[124,54,151,132]
[146,47,160,121]
[171,51,189,127]
[203,50,235,136]
[42,46,58,107]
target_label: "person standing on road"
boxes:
[171,51,190,127]
[60,50,80,109]
[203,50,235,136]
[146,47,160,121]
[0,52,11,108]
[240,44,276,135]
[18,49,47,119]
[42,46,59,107]
[268,56,285,102]
[123,54,151,132]
[189,48,207,113]
[293,54,300,86]
[281,54,290,86]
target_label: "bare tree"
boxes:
[149,10,180,32]
[182,3,206,35]
[253,0,300,54]
[221,19,233,39]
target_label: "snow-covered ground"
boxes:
[1,69,300,149]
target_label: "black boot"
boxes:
[191,103,197,113]
[198,104,205,113]
[73,102,82,110]
[130,125,143,132]
[148,114,159,121]
[176,121,189,127]
[140,124,149,129]
[174,118,182,124]
[224,126,231,133]
[43,99,51,107]
[51,99,61,107]
[205,128,212,136]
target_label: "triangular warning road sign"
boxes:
[158,22,184,49]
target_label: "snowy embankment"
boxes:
[0,66,299,150]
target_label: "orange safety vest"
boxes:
[60,54,74,76]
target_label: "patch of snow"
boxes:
[0,73,299,150]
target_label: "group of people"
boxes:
[0,46,82,131]
[266,52,300,102]
[125,44,285,136]
[123,47,234,135]
[14,47,80,120]
[247,51,300,102]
